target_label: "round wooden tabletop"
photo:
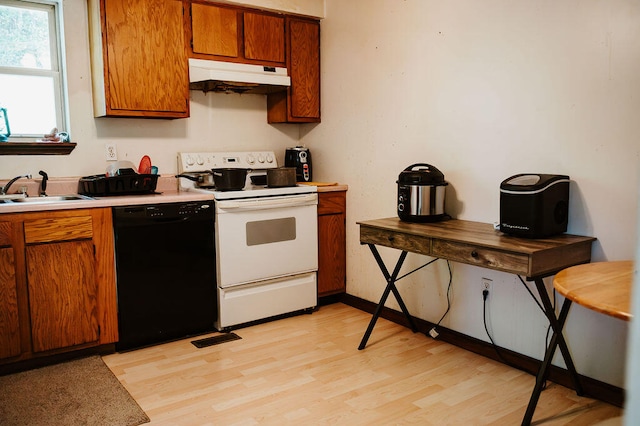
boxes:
[553,261,635,321]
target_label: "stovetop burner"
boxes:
[177,151,317,200]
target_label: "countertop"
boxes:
[0,176,213,214]
[299,182,348,192]
[317,184,348,192]
[0,191,214,214]
[0,176,347,214]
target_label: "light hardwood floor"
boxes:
[102,303,622,425]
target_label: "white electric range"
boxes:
[177,151,318,331]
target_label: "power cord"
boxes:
[482,288,508,365]
[482,285,521,371]
[428,260,453,339]
[435,260,453,325]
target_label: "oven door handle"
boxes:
[217,193,317,211]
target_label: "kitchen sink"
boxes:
[1,195,94,204]
[0,194,27,201]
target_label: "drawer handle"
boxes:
[388,236,395,242]
[471,250,478,258]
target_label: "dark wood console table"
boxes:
[357,218,597,425]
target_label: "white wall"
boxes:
[301,0,640,388]
[624,190,639,424]
[1,0,637,391]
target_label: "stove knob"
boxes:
[257,154,265,163]
[185,155,195,166]
[196,156,204,166]
[266,153,274,163]
[246,154,255,165]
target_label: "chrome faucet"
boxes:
[1,174,32,195]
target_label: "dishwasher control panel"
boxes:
[116,202,213,219]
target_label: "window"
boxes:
[0,0,68,143]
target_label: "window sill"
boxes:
[0,142,77,155]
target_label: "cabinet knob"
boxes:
[388,236,395,242]
[471,250,478,258]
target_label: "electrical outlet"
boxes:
[482,278,492,292]
[105,143,118,161]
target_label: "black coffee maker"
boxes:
[284,146,312,182]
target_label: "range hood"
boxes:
[188,58,290,94]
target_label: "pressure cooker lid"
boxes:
[398,163,447,185]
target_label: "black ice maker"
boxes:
[500,174,570,238]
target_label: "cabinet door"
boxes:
[192,2,239,58]
[101,0,188,117]
[243,12,285,64]
[318,214,346,296]
[289,18,320,120]
[24,214,99,353]
[0,220,21,359]
[26,240,99,353]
[268,17,320,123]
[317,191,346,297]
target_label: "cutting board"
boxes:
[298,182,338,187]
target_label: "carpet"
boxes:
[0,355,150,426]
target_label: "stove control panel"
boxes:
[178,151,278,173]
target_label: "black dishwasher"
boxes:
[113,201,216,351]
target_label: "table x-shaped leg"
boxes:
[358,244,418,350]
[522,278,584,425]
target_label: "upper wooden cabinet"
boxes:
[268,17,321,123]
[189,1,285,67]
[244,12,285,64]
[87,0,320,122]
[88,0,189,118]
[191,3,239,58]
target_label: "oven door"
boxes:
[215,193,318,287]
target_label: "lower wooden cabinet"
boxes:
[27,240,99,352]
[0,208,117,364]
[317,189,347,297]
[0,222,21,359]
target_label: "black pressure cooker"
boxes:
[397,163,448,222]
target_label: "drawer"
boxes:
[0,222,12,247]
[318,191,345,215]
[432,240,529,275]
[360,226,431,256]
[24,216,93,244]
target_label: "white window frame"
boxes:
[0,0,69,140]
